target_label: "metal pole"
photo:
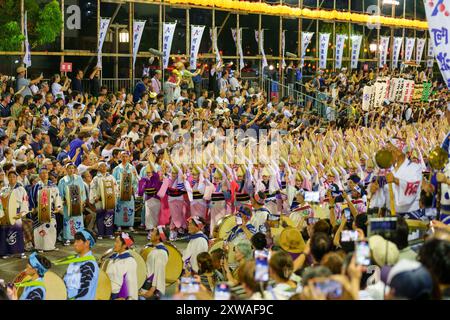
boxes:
[236,14,240,71]
[21,0,24,54]
[98,0,102,83]
[115,27,119,91]
[61,0,65,65]
[376,0,381,75]
[332,0,336,71]
[279,0,283,92]
[315,0,319,71]
[186,9,190,62]
[159,3,163,81]
[258,5,262,87]
[348,0,351,69]
[390,3,395,70]
[129,1,134,85]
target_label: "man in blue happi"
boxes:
[58,163,87,246]
[112,151,138,232]
[9,252,51,300]
[56,229,99,300]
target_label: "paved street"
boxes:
[0,229,188,295]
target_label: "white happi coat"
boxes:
[383,159,422,213]
[182,232,208,273]
[145,245,168,295]
[106,251,139,300]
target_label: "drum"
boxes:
[209,240,236,264]
[37,188,51,224]
[66,185,82,217]
[99,178,116,211]
[120,172,133,201]
[270,215,295,238]
[213,215,237,239]
[0,191,19,226]
[14,271,67,300]
[96,270,112,300]
[140,243,183,286]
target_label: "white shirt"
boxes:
[128,131,140,143]
[51,82,64,100]
[105,251,139,300]
[145,245,168,295]
[182,232,208,273]
[151,77,162,94]
[216,97,230,106]
[229,77,241,92]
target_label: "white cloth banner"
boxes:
[362,85,374,111]
[374,81,389,108]
[319,33,330,69]
[231,28,245,71]
[132,20,146,68]
[416,38,426,65]
[404,38,415,62]
[23,11,31,68]
[301,32,314,66]
[282,31,286,69]
[335,34,346,69]
[392,37,403,69]
[96,17,111,68]
[401,80,415,103]
[255,30,268,69]
[162,22,177,69]
[210,28,222,69]
[190,25,205,69]
[427,39,435,68]
[424,1,450,87]
[379,36,390,68]
[350,35,362,69]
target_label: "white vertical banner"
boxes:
[237,28,245,71]
[301,32,314,66]
[392,37,403,69]
[404,37,415,62]
[162,22,177,69]
[362,85,374,111]
[255,30,268,69]
[210,27,222,69]
[132,20,146,68]
[379,36,390,68]
[350,35,362,69]
[231,28,245,71]
[335,34,346,69]
[319,33,330,69]
[282,30,286,69]
[427,39,434,68]
[23,11,32,68]
[415,38,426,65]
[424,1,450,86]
[96,17,111,69]
[190,25,205,69]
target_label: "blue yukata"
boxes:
[57,175,87,241]
[63,251,99,300]
[19,278,46,300]
[113,163,138,227]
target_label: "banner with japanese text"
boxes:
[96,17,111,68]
[162,22,177,69]
[133,20,146,68]
[335,34,346,69]
[379,36,390,68]
[190,25,205,69]
[424,0,450,87]
[23,11,31,68]
[350,35,362,69]
[319,33,330,69]
[416,38,426,65]
[404,37,415,62]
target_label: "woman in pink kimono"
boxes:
[188,167,208,220]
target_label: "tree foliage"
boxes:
[0,0,62,51]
